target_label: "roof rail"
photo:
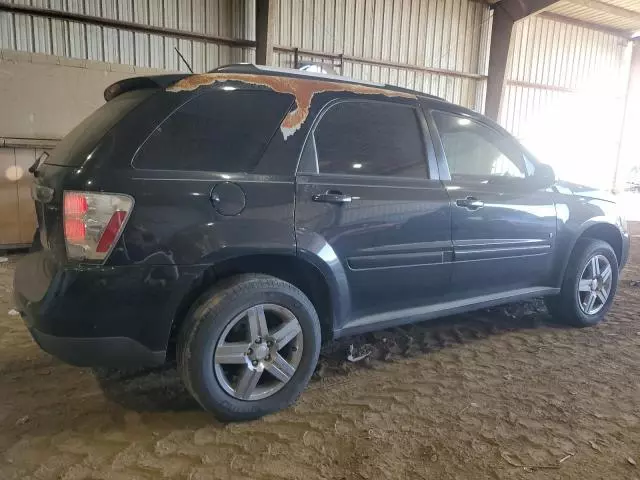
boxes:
[382,83,444,101]
[211,63,386,87]
[208,63,445,101]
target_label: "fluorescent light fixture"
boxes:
[353,163,363,169]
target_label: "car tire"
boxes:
[545,238,619,327]
[177,274,321,421]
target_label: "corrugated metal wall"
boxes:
[500,14,631,188]
[0,0,254,72]
[273,0,491,110]
[1,0,493,110]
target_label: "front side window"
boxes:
[432,111,526,179]
[135,89,293,172]
[312,101,428,178]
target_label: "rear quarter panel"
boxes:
[107,171,296,266]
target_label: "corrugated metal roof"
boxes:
[489,0,640,35]
[586,0,640,13]
[544,0,640,35]
[488,0,640,35]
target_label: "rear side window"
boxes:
[45,90,153,166]
[312,101,427,178]
[134,89,293,172]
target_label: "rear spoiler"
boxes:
[103,74,190,101]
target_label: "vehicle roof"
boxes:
[208,64,488,123]
[211,63,446,102]
[104,63,474,118]
[104,63,492,139]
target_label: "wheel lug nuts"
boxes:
[265,355,271,360]
[252,360,258,366]
[247,348,253,355]
[255,337,262,344]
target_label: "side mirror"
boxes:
[532,163,555,188]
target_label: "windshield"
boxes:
[45,90,153,167]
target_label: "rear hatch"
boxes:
[32,75,187,261]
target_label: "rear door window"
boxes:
[311,101,428,178]
[45,90,153,167]
[134,89,293,172]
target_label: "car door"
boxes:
[428,109,557,298]
[295,98,452,323]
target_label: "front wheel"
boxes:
[177,274,321,421]
[545,238,619,327]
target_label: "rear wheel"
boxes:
[545,238,618,327]
[177,274,321,421]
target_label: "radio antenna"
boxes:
[174,47,194,73]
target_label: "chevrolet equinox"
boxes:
[14,65,630,421]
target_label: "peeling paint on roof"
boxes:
[167,73,415,140]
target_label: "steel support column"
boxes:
[255,0,276,66]
[485,0,560,120]
[485,7,514,121]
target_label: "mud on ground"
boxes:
[1,226,640,480]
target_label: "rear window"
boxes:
[46,90,153,166]
[133,89,293,172]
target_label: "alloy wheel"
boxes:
[213,304,304,401]
[577,254,613,315]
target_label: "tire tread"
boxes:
[545,238,618,327]
[177,274,320,421]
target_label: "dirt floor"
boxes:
[2,229,640,480]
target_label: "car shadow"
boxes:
[92,363,200,412]
[93,298,557,413]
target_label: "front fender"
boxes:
[553,211,626,288]
[296,229,351,331]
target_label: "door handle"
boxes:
[312,190,356,205]
[456,196,484,210]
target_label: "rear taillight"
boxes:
[63,191,134,262]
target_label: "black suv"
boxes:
[14,65,630,421]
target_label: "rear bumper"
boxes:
[28,327,165,367]
[14,250,203,367]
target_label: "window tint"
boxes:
[46,90,153,166]
[135,89,293,172]
[313,101,427,178]
[432,111,525,179]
